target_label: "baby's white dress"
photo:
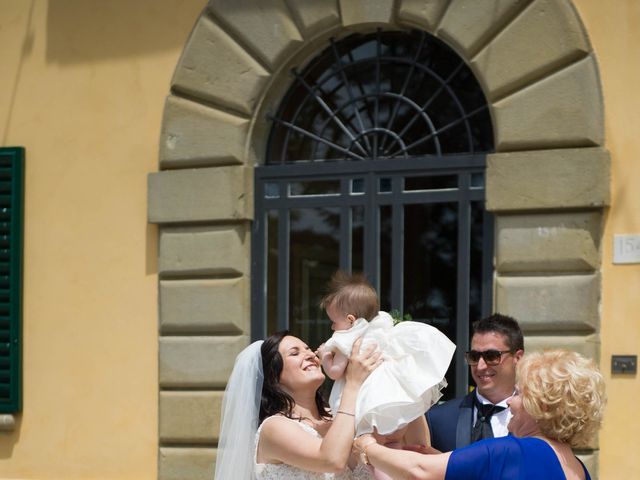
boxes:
[325,311,456,436]
[254,416,372,480]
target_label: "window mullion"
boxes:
[251,189,267,342]
[455,173,472,396]
[481,203,494,319]
[340,178,351,271]
[391,176,403,313]
[277,199,290,332]
[364,172,379,290]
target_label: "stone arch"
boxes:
[148,1,608,478]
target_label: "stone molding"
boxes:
[340,0,395,26]
[151,1,607,478]
[159,336,249,388]
[491,56,604,150]
[397,0,451,34]
[524,333,600,363]
[158,224,250,277]
[495,211,602,273]
[160,278,248,334]
[470,0,591,101]
[159,95,250,169]
[438,0,532,58]
[487,148,610,212]
[285,1,341,38]
[171,14,270,115]
[148,166,253,224]
[159,447,216,480]
[159,391,224,443]
[206,0,304,69]
[496,274,600,333]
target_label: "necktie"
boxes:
[470,396,506,443]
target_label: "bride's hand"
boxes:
[345,337,382,386]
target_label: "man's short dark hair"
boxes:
[471,313,524,351]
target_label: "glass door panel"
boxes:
[289,207,340,349]
[266,210,279,334]
[403,202,458,334]
[351,206,365,273]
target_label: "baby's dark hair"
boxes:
[319,270,379,320]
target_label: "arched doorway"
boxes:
[149,1,608,478]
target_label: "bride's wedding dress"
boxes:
[254,416,372,480]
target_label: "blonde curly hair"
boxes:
[517,349,606,447]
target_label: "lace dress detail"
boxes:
[254,416,372,480]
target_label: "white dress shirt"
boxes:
[473,391,514,438]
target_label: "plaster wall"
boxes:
[572,1,640,477]
[0,0,204,478]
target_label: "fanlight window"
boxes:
[267,29,493,163]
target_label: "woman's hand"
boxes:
[354,433,378,453]
[344,337,382,386]
[354,434,379,469]
[354,432,451,480]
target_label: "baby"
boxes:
[317,271,456,478]
[317,271,378,380]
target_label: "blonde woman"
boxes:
[354,349,606,480]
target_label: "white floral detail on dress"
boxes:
[326,311,455,436]
[254,416,372,480]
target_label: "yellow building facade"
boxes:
[0,1,638,479]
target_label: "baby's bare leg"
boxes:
[404,415,430,446]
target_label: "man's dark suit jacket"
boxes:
[426,392,475,453]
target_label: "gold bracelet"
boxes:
[336,410,355,417]
[360,442,375,466]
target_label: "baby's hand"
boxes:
[315,343,326,357]
[321,350,334,362]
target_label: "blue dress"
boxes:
[445,436,591,480]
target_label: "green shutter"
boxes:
[0,147,23,413]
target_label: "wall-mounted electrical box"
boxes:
[612,355,637,374]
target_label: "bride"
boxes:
[214,330,382,479]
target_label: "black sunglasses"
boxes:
[465,349,514,366]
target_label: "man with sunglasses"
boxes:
[426,313,524,452]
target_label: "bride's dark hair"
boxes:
[259,330,331,423]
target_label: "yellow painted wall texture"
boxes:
[573,0,640,478]
[0,0,205,478]
[1,0,639,479]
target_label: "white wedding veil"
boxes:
[214,340,264,480]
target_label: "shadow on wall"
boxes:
[0,415,22,459]
[46,0,206,63]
